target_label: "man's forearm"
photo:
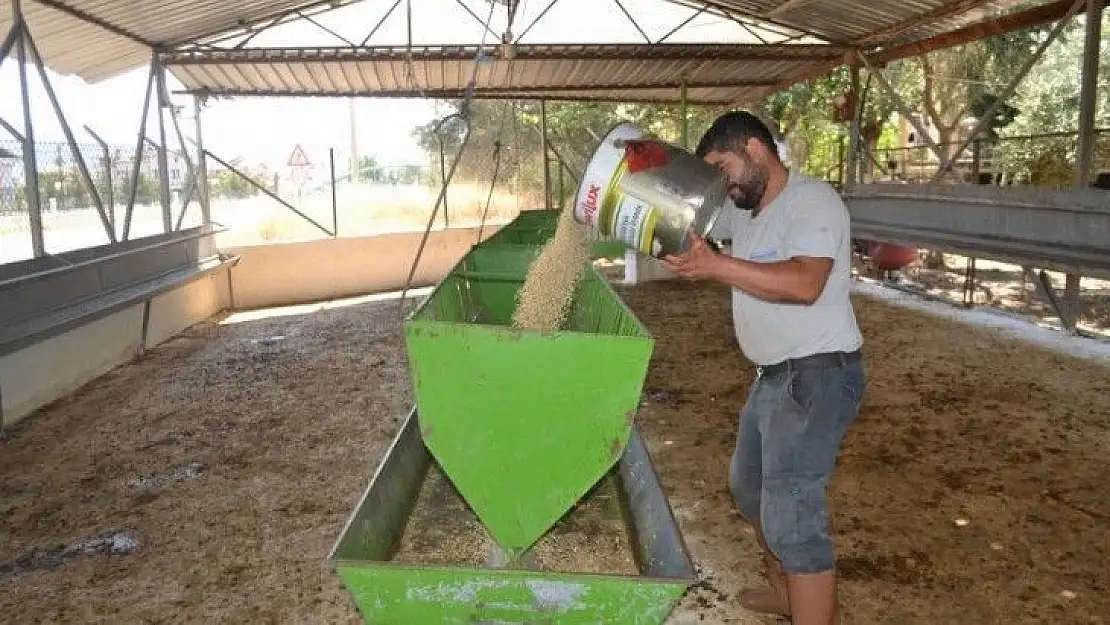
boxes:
[709,255,827,304]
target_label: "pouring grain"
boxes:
[511,208,592,331]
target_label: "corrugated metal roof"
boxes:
[0,0,344,82]
[163,43,845,105]
[670,0,1033,45]
[2,0,1058,87]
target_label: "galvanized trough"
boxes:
[326,408,696,624]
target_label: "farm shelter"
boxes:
[1,0,1110,623]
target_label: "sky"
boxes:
[0,0,779,176]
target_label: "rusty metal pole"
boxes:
[680,78,689,150]
[540,99,551,210]
[845,63,861,188]
[1064,0,1103,332]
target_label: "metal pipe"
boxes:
[398,112,471,309]
[330,147,338,237]
[1075,0,1102,189]
[857,51,951,179]
[167,93,201,231]
[680,78,689,150]
[931,0,1086,183]
[1064,0,1103,332]
[174,177,197,230]
[0,226,223,289]
[193,95,211,226]
[84,125,115,234]
[0,24,18,67]
[202,148,335,237]
[13,7,44,258]
[436,126,450,227]
[540,99,551,209]
[154,54,173,233]
[24,26,114,242]
[360,0,402,46]
[0,116,24,142]
[845,65,861,187]
[123,63,156,241]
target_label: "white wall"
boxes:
[0,269,232,428]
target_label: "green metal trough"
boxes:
[402,243,654,553]
[483,209,629,260]
[326,408,697,624]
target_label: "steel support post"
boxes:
[540,99,551,210]
[1075,0,1102,189]
[193,96,211,226]
[330,147,339,237]
[857,52,952,181]
[167,93,200,231]
[845,64,862,187]
[0,117,23,142]
[123,63,156,241]
[84,126,114,234]
[203,148,334,237]
[680,78,689,150]
[0,24,18,66]
[931,0,1086,183]
[153,54,173,233]
[1062,0,1104,332]
[13,2,44,258]
[24,27,115,242]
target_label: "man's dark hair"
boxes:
[695,110,779,160]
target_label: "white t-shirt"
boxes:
[710,170,863,366]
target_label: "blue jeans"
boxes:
[729,352,866,575]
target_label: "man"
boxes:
[661,111,866,625]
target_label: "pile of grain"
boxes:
[392,463,638,575]
[510,207,592,331]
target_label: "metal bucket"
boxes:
[573,123,730,258]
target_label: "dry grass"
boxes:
[0,181,542,263]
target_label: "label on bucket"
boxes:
[575,124,662,256]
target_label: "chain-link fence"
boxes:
[837,129,1110,188]
[0,137,196,264]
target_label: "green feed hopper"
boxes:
[403,243,654,553]
[482,209,560,246]
[484,209,630,260]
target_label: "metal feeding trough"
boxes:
[326,408,696,623]
[328,209,696,622]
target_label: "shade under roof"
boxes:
[2,0,1058,98]
[164,43,847,105]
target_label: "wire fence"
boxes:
[824,128,1110,188]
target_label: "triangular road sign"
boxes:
[287,144,311,167]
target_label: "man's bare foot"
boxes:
[739,585,791,616]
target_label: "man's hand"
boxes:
[661,232,725,281]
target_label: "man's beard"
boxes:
[729,169,768,211]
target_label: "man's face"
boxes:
[703,143,768,211]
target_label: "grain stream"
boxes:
[511,207,592,331]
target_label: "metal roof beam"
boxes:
[32,0,155,47]
[173,88,748,105]
[764,0,816,18]
[866,0,1090,64]
[173,0,362,47]
[852,0,998,47]
[161,42,848,64]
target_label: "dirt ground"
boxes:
[862,252,1110,338]
[1,278,1109,624]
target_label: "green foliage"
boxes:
[410,15,1110,195]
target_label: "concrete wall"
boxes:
[0,226,495,428]
[0,269,232,429]
[223,226,500,310]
